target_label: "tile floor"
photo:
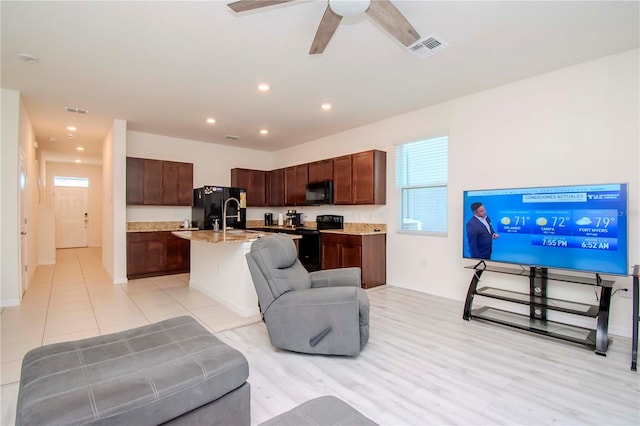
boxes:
[0,247,261,386]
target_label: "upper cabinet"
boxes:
[334,150,386,205]
[352,150,386,205]
[268,168,285,207]
[284,164,308,206]
[163,161,194,205]
[308,159,333,183]
[231,168,267,207]
[126,157,193,206]
[230,149,386,207]
[332,155,352,205]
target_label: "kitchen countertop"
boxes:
[318,229,386,236]
[127,221,198,233]
[172,229,301,244]
[248,225,386,236]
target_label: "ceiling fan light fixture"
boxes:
[329,0,370,17]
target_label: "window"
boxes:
[54,176,89,187]
[395,135,448,235]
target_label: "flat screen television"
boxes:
[462,183,628,275]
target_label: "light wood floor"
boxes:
[2,249,639,425]
[218,286,639,425]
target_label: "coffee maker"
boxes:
[286,210,303,227]
[264,213,273,226]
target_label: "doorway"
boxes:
[54,176,89,248]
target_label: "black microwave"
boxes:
[305,181,334,205]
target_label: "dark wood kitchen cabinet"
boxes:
[231,168,267,207]
[308,159,333,183]
[268,168,285,207]
[284,164,308,206]
[332,155,352,205]
[127,231,190,279]
[321,232,386,289]
[231,149,386,206]
[127,157,193,206]
[162,161,193,206]
[352,150,386,205]
[127,157,162,205]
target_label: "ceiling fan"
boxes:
[227,0,420,54]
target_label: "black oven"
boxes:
[298,229,321,272]
[297,215,344,272]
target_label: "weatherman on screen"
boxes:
[466,202,500,260]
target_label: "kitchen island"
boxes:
[172,230,299,317]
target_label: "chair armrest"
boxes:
[309,267,361,288]
[272,286,359,307]
[264,286,365,356]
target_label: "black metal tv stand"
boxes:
[463,264,614,355]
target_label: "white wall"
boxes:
[102,119,127,284]
[21,94,39,293]
[276,49,640,337]
[125,131,275,222]
[45,162,103,247]
[1,89,21,306]
[1,89,39,306]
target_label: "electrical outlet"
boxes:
[619,288,632,299]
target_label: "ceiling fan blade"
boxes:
[366,0,420,47]
[309,5,343,55]
[227,0,294,13]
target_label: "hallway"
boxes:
[0,247,261,385]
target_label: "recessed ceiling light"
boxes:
[76,146,85,151]
[67,126,77,131]
[49,137,57,142]
[258,83,270,92]
[321,103,332,110]
[206,118,216,124]
[17,53,39,63]
[260,129,269,135]
[74,159,82,163]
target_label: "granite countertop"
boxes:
[172,229,301,244]
[318,229,386,236]
[127,221,198,233]
[247,224,386,236]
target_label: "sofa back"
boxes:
[246,234,311,313]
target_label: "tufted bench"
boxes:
[259,396,378,426]
[16,316,250,426]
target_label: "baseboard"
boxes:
[113,276,128,284]
[1,298,20,307]
[609,325,632,339]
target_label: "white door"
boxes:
[55,186,89,248]
[19,148,28,297]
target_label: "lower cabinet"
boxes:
[127,232,190,279]
[321,233,386,289]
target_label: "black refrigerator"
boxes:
[192,186,247,230]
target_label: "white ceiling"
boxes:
[2,1,638,160]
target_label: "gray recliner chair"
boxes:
[246,233,369,356]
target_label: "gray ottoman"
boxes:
[259,396,378,426]
[16,316,250,426]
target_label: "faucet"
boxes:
[222,197,241,234]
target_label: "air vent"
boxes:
[65,106,89,114]
[408,35,449,59]
[225,135,240,140]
